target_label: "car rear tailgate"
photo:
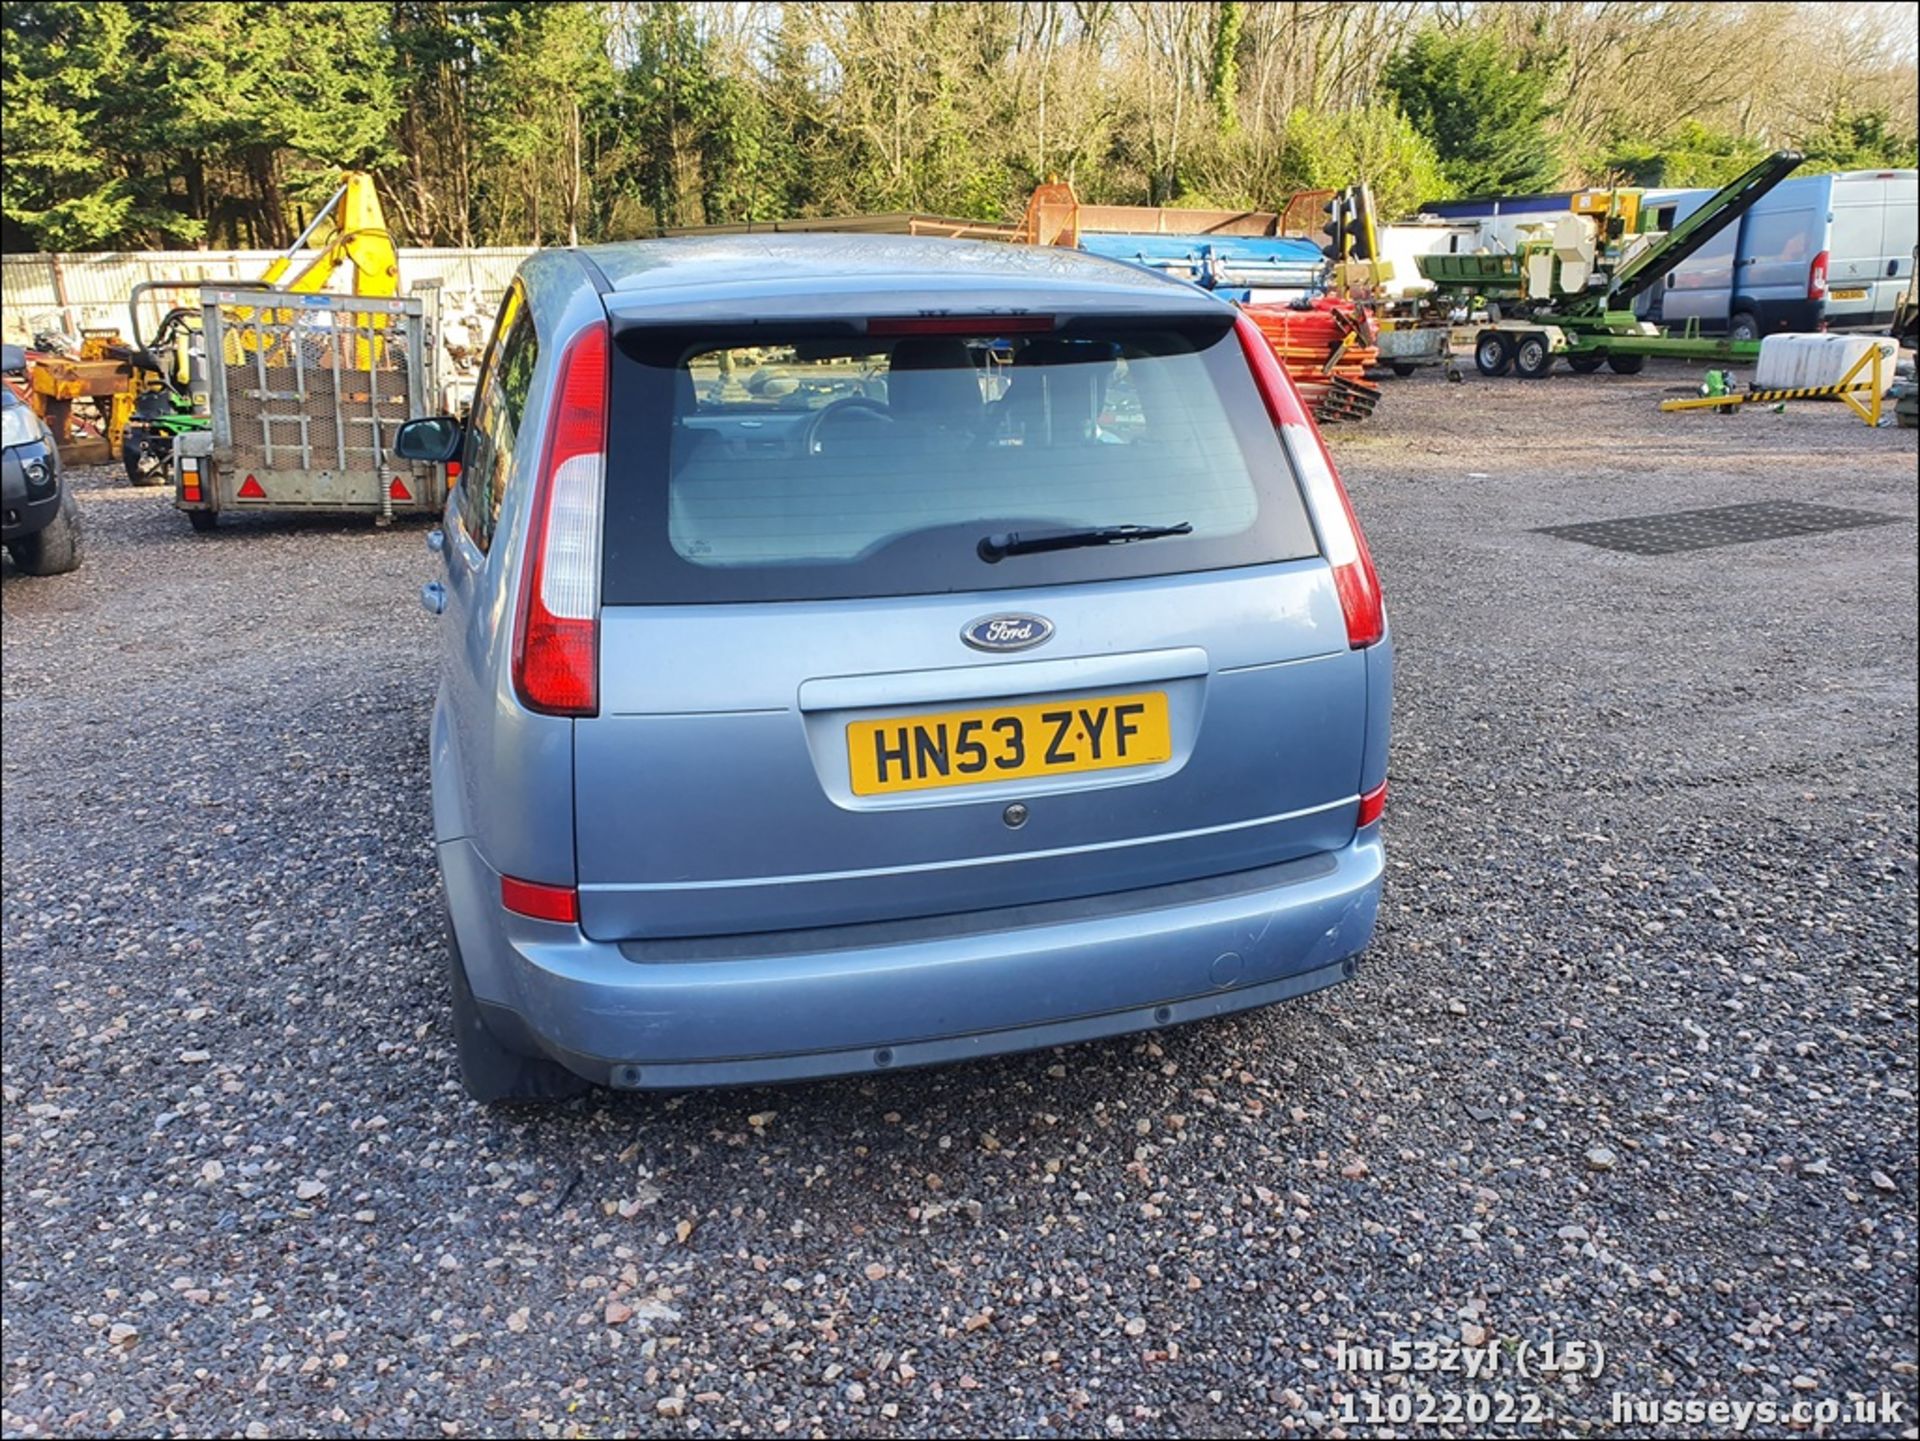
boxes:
[575,561,1364,939]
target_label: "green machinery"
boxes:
[120,282,213,485]
[1417,150,1806,378]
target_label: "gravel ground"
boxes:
[3,366,1916,1439]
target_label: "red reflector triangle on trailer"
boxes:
[388,477,412,502]
[237,474,266,499]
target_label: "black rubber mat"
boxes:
[1537,500,1898,555]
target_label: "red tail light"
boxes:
[1357,779,1388,828]
[500,874,579,924]
[513,324,607,716]
[1233,313,1385,648]
[1808,249,1828,301]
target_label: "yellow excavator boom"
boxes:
[256,171,399,296]
[227,171,400,366]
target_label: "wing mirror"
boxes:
[395,415,463,463]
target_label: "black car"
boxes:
[2,384,82,576]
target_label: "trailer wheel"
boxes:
[1474,331,1514,377]
[1567,354,1606,374]
[1514,334,1555,379]
[1390,362,1417,378]
[186,510,218,533]
[1606,353,1646,375]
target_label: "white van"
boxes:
[1658,169,1918,338]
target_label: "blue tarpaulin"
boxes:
[1075,232,1327,294]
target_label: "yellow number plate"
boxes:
[1830,288,1868,300]
[847,691,1172,796]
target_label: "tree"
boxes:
[386,3,488,246]
[1798,108,1919,171]
[1125,1,1209,204]
[1602,123,1765,189]
[156,2,400,247]
[810,2,1014,218]
[0,2,189,249]
[3,1,1916,253]
[767,4,835,214]
[1004,2,1120,197]
[1382,26,1560,199]
[610,1,727,230]
[469,3,611,245]
[1207,1,1241,133]
[1277,104,1449,220]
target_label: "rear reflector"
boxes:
[512,323,607,716]
[1357,780,1388,828]
[237,474,266,499]
[500,875,579,924]
[867,314,1055,336]
[1233,313,1385,648]
[389,476,412,502]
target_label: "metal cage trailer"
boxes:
[172,286,447,530]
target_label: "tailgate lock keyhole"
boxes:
[1002,803,1030,829]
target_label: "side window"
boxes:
[459,287,537,555]
[1744,209,1814,265]
[492,314,538,541]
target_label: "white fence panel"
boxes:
[1,247,535,342]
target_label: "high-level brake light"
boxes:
[867,315,1055,336]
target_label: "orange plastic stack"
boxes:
[1239,298,1381,422]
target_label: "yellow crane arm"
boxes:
[257,172,399,297]
[223,171,400,367]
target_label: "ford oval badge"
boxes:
[962,613,1054,653]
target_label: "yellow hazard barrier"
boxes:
[1659,344,1888,427]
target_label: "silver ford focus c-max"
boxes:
[397,235,1391,1103]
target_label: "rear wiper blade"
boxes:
[978,521,1193,563]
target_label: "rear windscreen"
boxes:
[602,319,1318,603]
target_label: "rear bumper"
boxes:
[441,829,1384,1089]
[1741,296,1824,334]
